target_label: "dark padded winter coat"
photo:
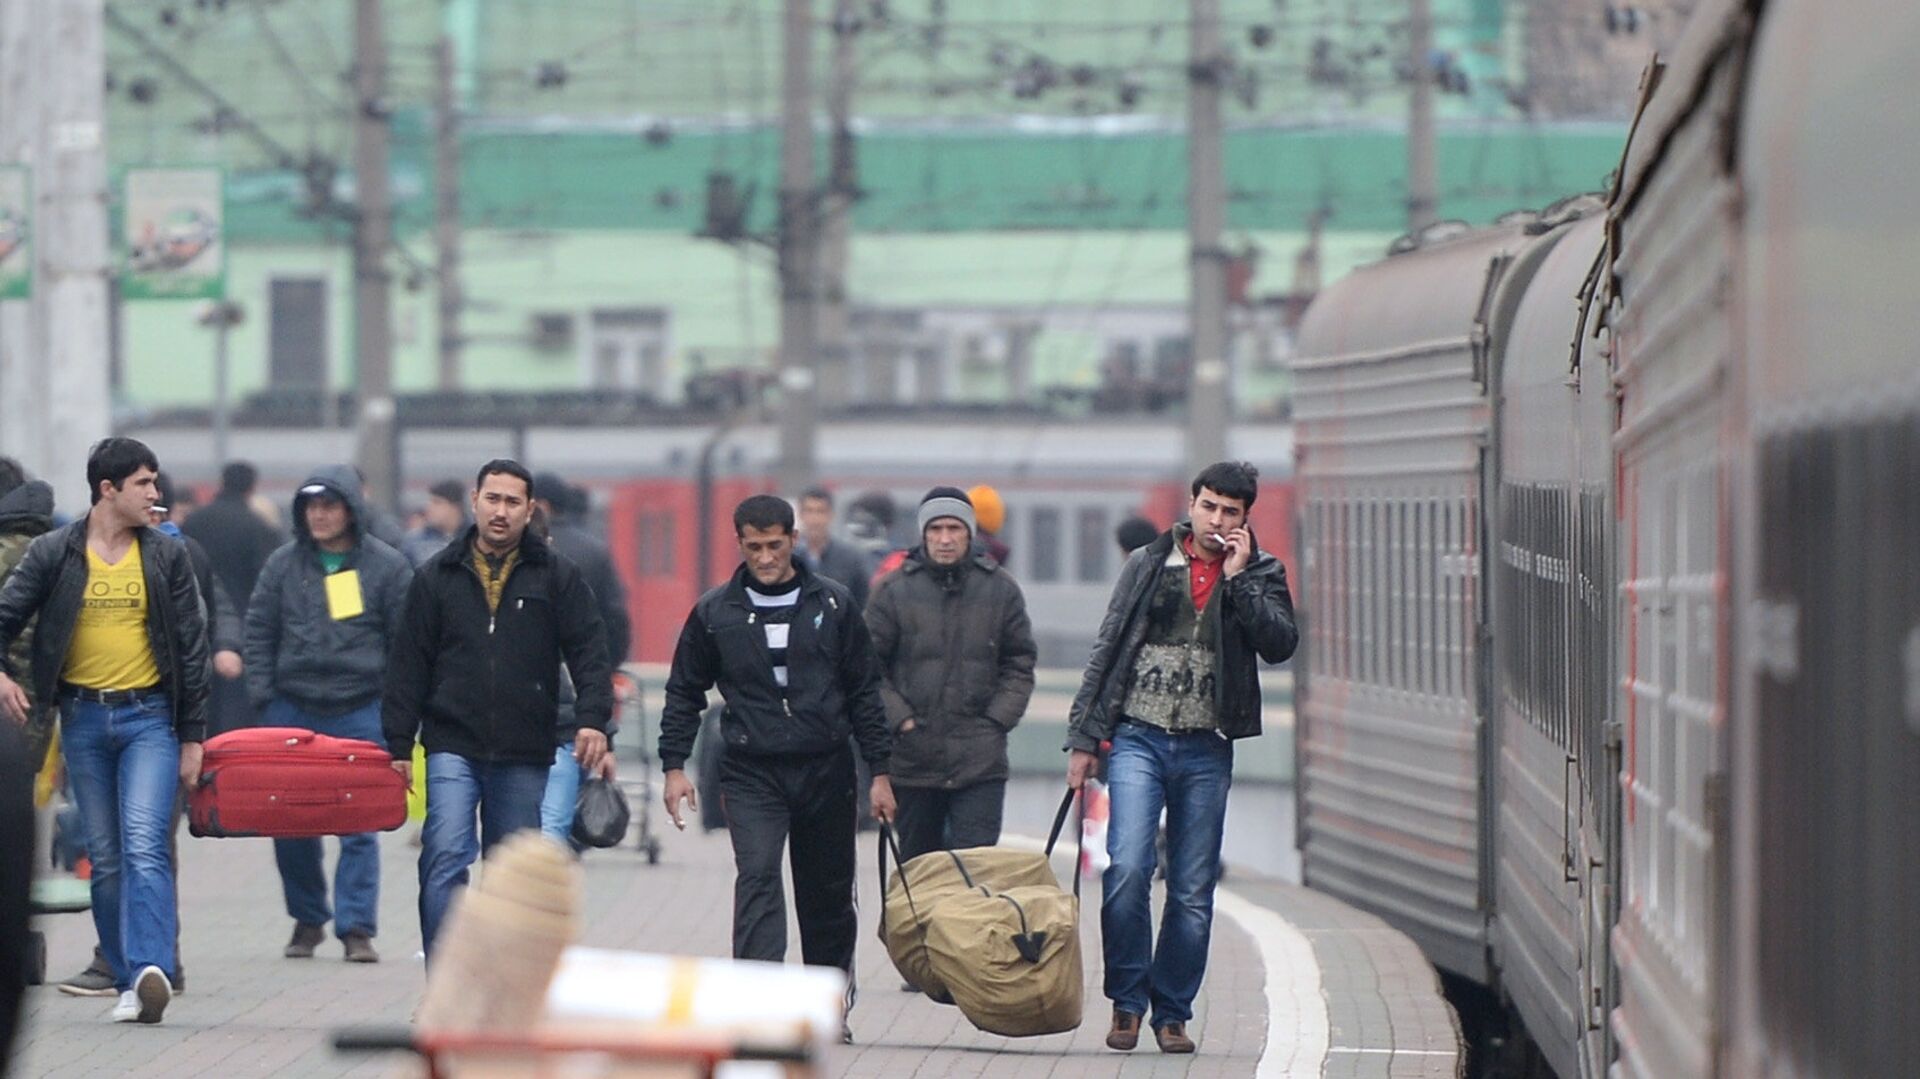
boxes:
[657,562,890,776]
[1065,523,1298,753]
[383,526,613,766]
[244,465,414,715]
[0,511,212,742]
[865,550,1035,789]
[0,481,54,762]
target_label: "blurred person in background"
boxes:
[0,718,32,1065]
[1115,515,1158,558]
[965,484,1012,565]
[795,486,870,609]
[844,491,900,580]
[403,479,468,568]
[866,487,1035,866]
[349,467,408,551]
[246,466,413,963]
[0,457,54,776]
[532,473,630,667]
[183,461,283,736]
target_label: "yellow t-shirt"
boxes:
[61,543,162,690]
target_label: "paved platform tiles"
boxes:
[14,804,1458,1077]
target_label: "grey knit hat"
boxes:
[916,486,976,537]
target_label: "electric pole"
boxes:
[434,34,463,390]
[1407,0,1438,230]
[1185,0,1230,478]
[816,0,857,409]
[775,0,819,494]
[0,0,40,477]
[36,0,111,493]
[353,0,397,510]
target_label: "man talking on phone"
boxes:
[657,494,893,1044]
[1063,461,1297,1056]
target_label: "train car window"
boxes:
[639,510,676,576]
[1029,506,1062,583]
[1077,506,1108,583]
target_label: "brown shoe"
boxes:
[342,931,379,963]
[283,922,325,959]
[1105,1009,1141,1051]
[1154,1022,1196,1054]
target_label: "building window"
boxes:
[1029,506,1062,583]
[1077,505,1109,582]
[268,277,328,389]
[586,308,670,397]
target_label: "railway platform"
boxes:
[10,777,1459,1078]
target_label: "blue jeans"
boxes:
[265,698,384,938]
[62,691,180,990]
[418,752,548,957]
[1101,721,1233,1026]
[540,743,584,843]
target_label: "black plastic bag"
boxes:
[571,777,630,849]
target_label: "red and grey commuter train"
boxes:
[1289,1,1917,1076]
[150,419,1294,668]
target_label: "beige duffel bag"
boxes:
[878,790,1085,1035]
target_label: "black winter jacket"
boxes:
[244,466,414,715]
[546,518,632,665]
[181,491,284,618]
[383,527,613,766]
[0,513,213,741]
[1065,524,1298,753]
[866,550,1035,788]
[658,562,890,775]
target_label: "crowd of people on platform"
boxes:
[0,438,1294,1060]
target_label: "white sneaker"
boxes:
[132,965,172,1024]
[111,990,140,1023]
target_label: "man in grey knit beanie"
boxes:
[867,486,1036,873]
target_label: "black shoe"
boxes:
[284,922,325,959]
[55,960,116,998]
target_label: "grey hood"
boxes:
[290,464,368,547]
[0,480,53,536]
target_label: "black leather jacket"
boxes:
[1065,523,1298,753]
[0,514,213,741]
[658,562,890,775]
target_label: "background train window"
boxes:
[1077,505,1109,583]
[1029,506,1062,583]
[638,510,676,576]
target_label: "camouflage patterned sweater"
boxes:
[0,480,55,765]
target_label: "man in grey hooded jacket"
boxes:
[243,464,413,963]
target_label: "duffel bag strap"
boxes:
[877,823,922,930]
[1042,786,1087,901]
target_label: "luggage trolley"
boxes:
[333,1024,815,1079]
[610,669,663,865]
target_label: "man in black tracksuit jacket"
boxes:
[658,495,893,1039]
[383,460,613,956]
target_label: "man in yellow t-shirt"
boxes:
[0,438,212,1026]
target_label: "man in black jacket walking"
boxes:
[866,487,1036,862]
[248,465,413,963]
[0,438,210,1025]
[659,495,894,1039]
[1064,461,1297,1056]
[383,460,613,956]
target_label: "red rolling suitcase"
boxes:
[189,727,408,838]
